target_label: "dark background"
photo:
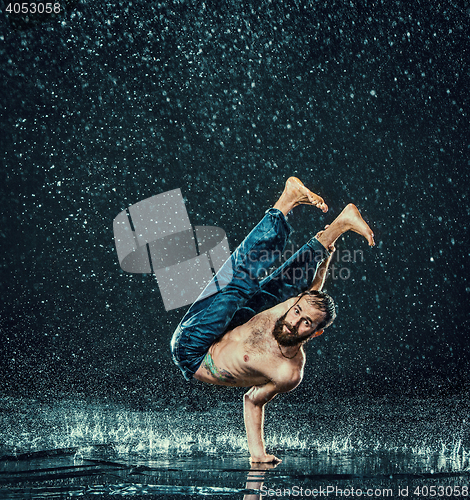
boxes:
[0,0,469,406]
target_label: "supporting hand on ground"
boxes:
[250,454,282,464]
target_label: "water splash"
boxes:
[1,396,469,473]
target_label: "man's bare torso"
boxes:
[193,297,305,388]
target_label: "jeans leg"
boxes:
[258,237,330,301]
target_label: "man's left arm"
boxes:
[243,382,280,463]
[310,242,335,291]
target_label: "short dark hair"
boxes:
[301,290,336,331]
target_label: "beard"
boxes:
[272,311,312,347]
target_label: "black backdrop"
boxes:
[1,0,469,404]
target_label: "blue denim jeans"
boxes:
[170,208,330,380]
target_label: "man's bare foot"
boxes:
[273,177,328,216]
[316,203,375,248]
[340,204,375,246]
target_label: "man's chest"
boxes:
[241,314,279,357]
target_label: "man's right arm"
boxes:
[243,374,301,463]
[243,382,280,463]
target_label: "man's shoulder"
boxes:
[268,358,304,393]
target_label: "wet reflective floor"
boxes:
[1,395,469,498]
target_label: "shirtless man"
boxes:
[171,177,374,463]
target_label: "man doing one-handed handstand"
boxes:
[171,177,374,463]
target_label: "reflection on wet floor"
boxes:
[0,395,469,498]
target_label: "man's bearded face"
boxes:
[272,311,313,347]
